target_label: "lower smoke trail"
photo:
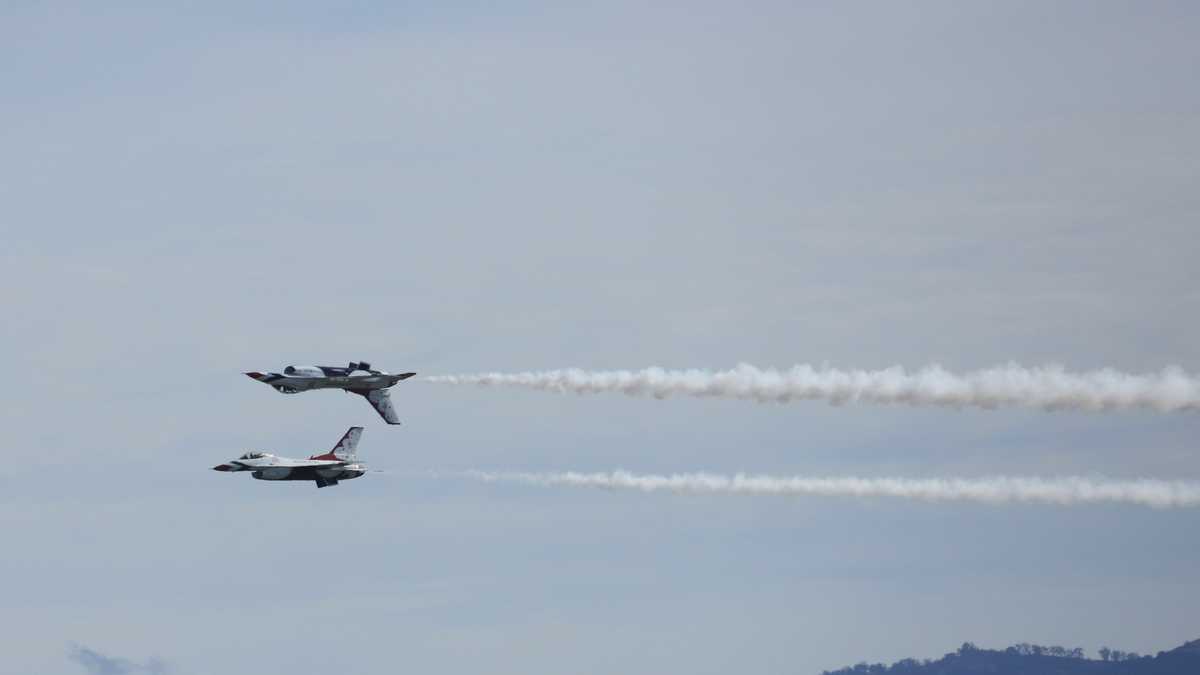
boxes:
[466,470,1200,508]
[426,363,1200,412]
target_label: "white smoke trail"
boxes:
[427,363,1200,412]
[466,470,1200,508]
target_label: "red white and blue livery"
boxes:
[213,427,370,489]
[245,361,416,425]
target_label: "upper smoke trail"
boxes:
[427,363,1200,412]
[466,470,1200,509]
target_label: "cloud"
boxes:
[67,644,168,675]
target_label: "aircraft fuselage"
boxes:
[214,457,365,481]
[213,428,368,488]
[244,363,416,424]
[248,370,412,394]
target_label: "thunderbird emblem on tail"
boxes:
[245,361,416,424]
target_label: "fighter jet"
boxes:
[212,427,370,488]
[245,361,416,425]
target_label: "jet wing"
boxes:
[272,458,348,469]
[355,389,401,425]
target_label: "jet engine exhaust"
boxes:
[426,363,1200,413]
[464,470,1200,509]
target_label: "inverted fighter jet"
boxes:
[213,426,370,488]
[245,361,416,424]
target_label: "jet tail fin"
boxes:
[310,427,363,461]
[351,389,401,424]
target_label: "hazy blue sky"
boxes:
[3,2,1199,673]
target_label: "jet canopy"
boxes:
[239,452,266,460]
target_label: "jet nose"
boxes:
[245,372,266,381]
[213,464,234,471]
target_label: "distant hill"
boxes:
[822,638,1200,675]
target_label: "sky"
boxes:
[3,1,1199,673]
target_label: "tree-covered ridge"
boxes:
[822,638,1200,675]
